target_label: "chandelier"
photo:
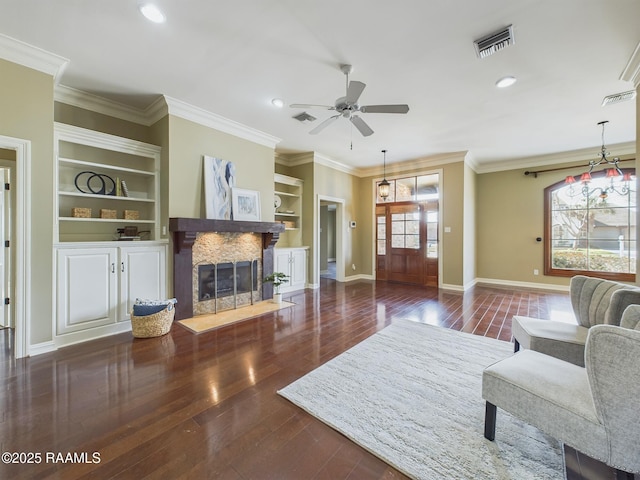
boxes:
[564,121,632,200]
[378,149,390,199]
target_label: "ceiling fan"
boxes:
[290,64,409,137]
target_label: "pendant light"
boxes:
[378,149,390,199]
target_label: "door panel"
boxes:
[376,201,439,287]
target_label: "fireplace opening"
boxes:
[198,261,258,302]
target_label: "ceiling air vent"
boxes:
[474,25,514,59]
[293,112,316,122]
[601,90,637,106]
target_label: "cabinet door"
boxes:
[275,249,292,279]
[119,245,166,321]
[57,248,117,335]
[290,249,307,289]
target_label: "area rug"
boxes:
[177,301,294,334]
[278,320,563,480]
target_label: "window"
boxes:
[376,174,439,204]
[544,168,636,281]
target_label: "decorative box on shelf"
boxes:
[72,207,91,218]
[280,220,296,229]
[124,210,139,220]
[100,209,117,219]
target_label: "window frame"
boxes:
[543,167,636,282]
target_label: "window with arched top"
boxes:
[544,167,636,281]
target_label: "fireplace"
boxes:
[169,218,284,320]
[197,260,258,301]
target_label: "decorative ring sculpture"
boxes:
[74,171,116,195]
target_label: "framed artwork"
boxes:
[203,155,236,220]
[232,188,261,221]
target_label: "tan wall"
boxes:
[476,154,636,287]
[55,103,153,143]
[166,115,275,221]
[359,159,467,287]
[0,59,54,345]
[463,162,476,287]
[311,162,362,282]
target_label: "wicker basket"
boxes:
[131,305,175,338]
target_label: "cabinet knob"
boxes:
[121,262,125,272]
[111,263,115,273]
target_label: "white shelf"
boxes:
[58,191,154,203]
[274,190,300,198]
[59,157,155,177]
[275,212,298,217]
[55,123,161,243]
[59,217,155,224]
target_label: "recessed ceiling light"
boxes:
[496,76,517,88]
[271,98,284,108]
[139,3,166,23]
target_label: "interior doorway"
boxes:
[316,195,345,285]
[320,202,337,279]
[0,135,29,359]
[0,167,12,329]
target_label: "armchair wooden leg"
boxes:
[484,401,496,441]
[614,469,635,480]
[514,339,520,352]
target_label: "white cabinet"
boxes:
[56,247,118,335]
[56,244,167,344]
[274,247,308,293]
[54,123,161,243]
[119,245,167,321]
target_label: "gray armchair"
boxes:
[483,306,640,479]
[511,275,640,366]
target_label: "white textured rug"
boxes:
[278,320,563,480]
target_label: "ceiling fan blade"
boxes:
[360,104,410,114]
[309,115,340,135]
[346,81,366,104]
[350,115,374,137]
[290,103,335,110]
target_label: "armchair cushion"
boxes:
[482,350,606,461]
[511,316,588,366]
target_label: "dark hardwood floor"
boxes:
[0,279,626,479]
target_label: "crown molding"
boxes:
[475,141,636,174]
[0,33,68,81]
[54,85,157,125]
[621,41,640,88]
[163,96,281,149]
[313,153,359,176]
[358,151,468,178]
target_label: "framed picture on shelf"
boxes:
[232,188,261,221]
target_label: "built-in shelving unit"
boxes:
[54,122,161,243]
[274,173,302,230]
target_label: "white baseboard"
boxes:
[28,340,56,356]
[440,283,466,292]
[344,274,374,282]
[54,321,132,350]
[475,277,570,292]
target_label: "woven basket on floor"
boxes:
[131,305,175,338]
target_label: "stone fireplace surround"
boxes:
[169,217,284,321]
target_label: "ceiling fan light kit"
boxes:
[290,64,409,137]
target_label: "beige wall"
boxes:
[463,162,477,287]
[359,159,467,287]
[55,103,153,143]
[476,154,636,287]
[0,58,54,345]
[166,115,275,221]
[310,161,362,282]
